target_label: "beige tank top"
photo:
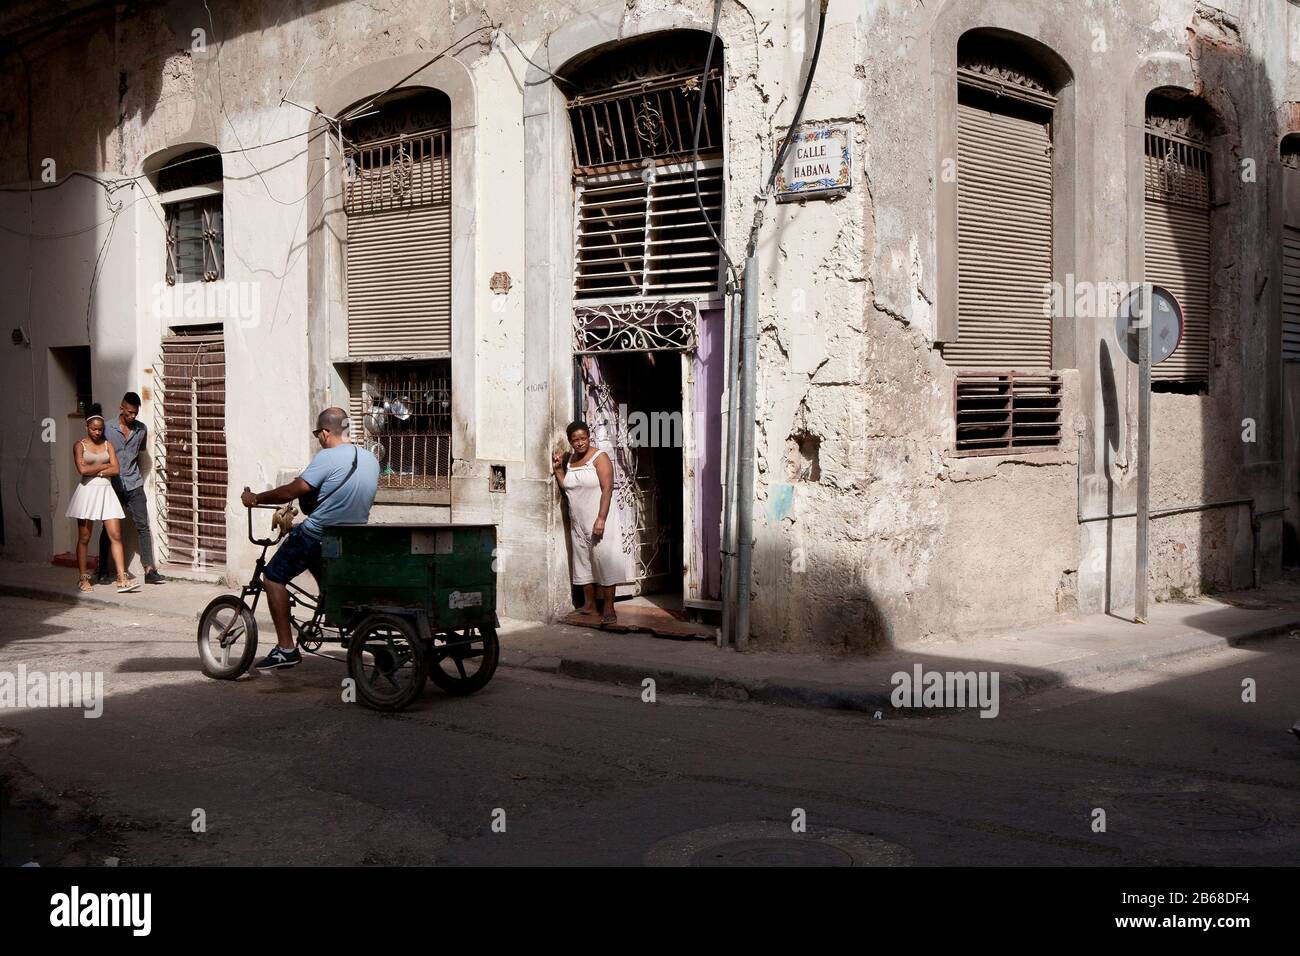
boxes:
[81,440,110,465]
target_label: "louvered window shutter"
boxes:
[943,99,1054,369]
[575,160,723,300]
[1143,129,1212,382]
[1285,226,1300,361]
[345,130,451,356]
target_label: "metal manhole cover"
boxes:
[646,822,912,867]
[693,838,855,867]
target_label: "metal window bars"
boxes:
[1144,128,1211,208]
[953,372,1063,455]
[343,128,451,216]
[353,362,452,490]
[567,68,722,171]
[165,197,223,284]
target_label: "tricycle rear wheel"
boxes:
[197,595,258,680]
[347,613,427,711]
[428,625,499,695]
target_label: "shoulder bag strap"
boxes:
[313,446,359,511]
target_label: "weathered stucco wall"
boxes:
[0,0,1292,651]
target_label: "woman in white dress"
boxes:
[66,405,138,594]
[552,420,628,624]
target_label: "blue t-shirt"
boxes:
[298,444,380,539]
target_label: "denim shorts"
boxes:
[264,526,323,585]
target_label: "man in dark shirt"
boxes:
[96,392,166,585]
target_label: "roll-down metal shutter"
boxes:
[1283,226,1300,361]
[943,101,1053,368]
[344,129,450,357]
[346,203,451,354]
[1143,132,1211,382]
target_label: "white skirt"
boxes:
[66,477,125,521]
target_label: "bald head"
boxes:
[315,406,350,438]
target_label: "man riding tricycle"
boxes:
[195,406,500,711]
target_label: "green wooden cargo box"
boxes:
[319,524,497,631]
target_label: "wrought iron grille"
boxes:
[953,372,1062,455]
[344,128,450,216]
[166,196,223,284]
[574,300,699,353]
[568,68,722,171]
[351,361,452,490]
[1144,128,1211,208]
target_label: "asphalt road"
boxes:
[1,595,1298,866]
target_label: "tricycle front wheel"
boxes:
[428,625,500,696]
[197,595,258,680]
[347,613,427,711]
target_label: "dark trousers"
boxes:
[98,484,155,574]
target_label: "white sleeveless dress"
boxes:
[66,440,125,520]
[562,448,630,586]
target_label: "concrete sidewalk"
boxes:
[3,557,1299,713]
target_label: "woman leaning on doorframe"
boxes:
[66,404,139,594]
[552,420,628,625]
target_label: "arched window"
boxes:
[944,30,1069,456]
[942,31,1062,371]
[151,146,223,284]
[340,88,453,494]
[1143,89,1217,386]
[562,32,724,301]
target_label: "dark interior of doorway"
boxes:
[575,350,683,606]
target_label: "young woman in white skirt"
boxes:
[67,405,139,593]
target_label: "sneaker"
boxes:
[144,569,167,584]
[256,646,302,670]
[94,573,112,586]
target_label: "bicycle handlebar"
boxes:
[244,491,288,547]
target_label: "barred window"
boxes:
[565,36,725,302]
[166,196,223,284]
[155,146,223,284]
[348,360,452,493]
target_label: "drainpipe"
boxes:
[719,287,742,647]
[1076,454,1282,592]
[733,257,759,652]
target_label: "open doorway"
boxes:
[580,351,683,604]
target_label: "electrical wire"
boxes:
[493,24,575,89]
[692,0,740,288]
[745,0,829,257]
[338,25,495,123]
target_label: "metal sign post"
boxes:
[1135,287,1151,623]
[1115,283,1183,624]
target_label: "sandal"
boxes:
[601,613,617,626]
[77,575,93,593]
[116,575,141,594]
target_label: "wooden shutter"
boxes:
[942,100,1053,368]
[159,327,227,567]
[1283,226,1300,361]
[574,159,723,300]
[344,130,451,356]
[1143,134,1211,382]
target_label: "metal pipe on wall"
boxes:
[719,288,742,647]
[734,256,759,652]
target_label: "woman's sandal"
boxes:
[77,575,93,593]
[116,575,141,594]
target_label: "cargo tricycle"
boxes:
[196,504,500,711]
